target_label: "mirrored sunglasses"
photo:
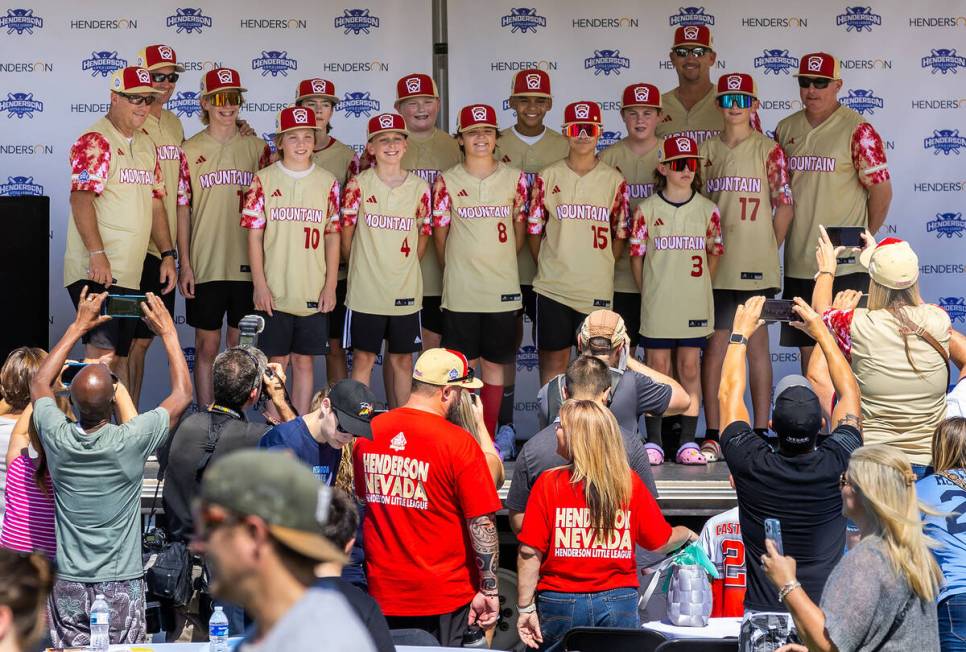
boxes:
[673,47,710,58]
[667,158,698,173]
[564,123,601,139]
[717,93,754,109]
[209,91,243,107]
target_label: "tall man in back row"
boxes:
[656,25,723,144]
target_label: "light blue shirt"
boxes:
[918,469,966,602]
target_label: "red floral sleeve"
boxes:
[766,144,793,209]
[240,176,265,229]
[851,123,889,188]
[512,171,529,224]
[706,205,724,256]
[611,180,630,240]
[176,147,191,206]
[822,308,855,359]
[629,205,648,257]
[341,176,361,227]
[152,157,166,200]
[69,132,111,195]
[324,180,342,235]
[750,111,763,134]
[258,144,272,170]
[416,186,433,236]
[527,174,547,235]
[431,174,452,228]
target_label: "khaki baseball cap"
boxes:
[201,449,346,563]
[412,348,483,389]
[579,310,628,348]
[859,237,919,290]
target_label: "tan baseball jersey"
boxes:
[629,192,724,338]
[313,136,361,282]
[182,131,271,284]
[342,168,432,315]
[141,109,187,259]
[63,118,164,289]
[399,128,462,299]
[529,159,628,314]
[432,163,528,312]
[599,140,659,293]
[496,126,570,286]
[241,162,341,317]
[656,88,722,144]
[699,131,792,291]
[775,105,889,279]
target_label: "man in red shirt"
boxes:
[353,348,501,646]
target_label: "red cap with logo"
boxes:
[367,113,408,140]
[457,104,498,133]
[395,73,439,104]
[276,106,320,134]
[659,135,704,162]
[716,72,758,98]
[296,78,338,103]
[510,69,552,98]
[110,66,161,95]
[795,52,841,80]
[562,101,602,127]
[201,68,247,96]
[672,25,713,49]
[136,44,185,72]
[621,83,662,110]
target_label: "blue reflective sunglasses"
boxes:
[717,93,754,109]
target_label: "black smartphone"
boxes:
[825,226,864,248]
[60,362,88,387]
[761,299,796,322]
[101,294,146,318]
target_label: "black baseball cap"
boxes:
[328,379,378,440]
[772,375,822,447]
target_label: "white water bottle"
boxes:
[209,605,229,652]
[89,594,110,651]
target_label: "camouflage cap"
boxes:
[200,449,346,563]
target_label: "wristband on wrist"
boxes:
[517,602,536,613]
[778,580,801,603]
[815,270,834,279]
[89,249,105,256]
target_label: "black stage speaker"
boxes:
[0,195,50,363]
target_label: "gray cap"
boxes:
[773,375,816,405]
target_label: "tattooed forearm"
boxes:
[837,413,861,429]
[468,513,499,594]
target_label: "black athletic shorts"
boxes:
[441,310,517,364]
[535,293,585,351]
[257,310,329,357]
[780,272,869,347]
[421,295,443,335]
[185,281,254,331]
[134,254,177,339]
[344,309,422,355]
[612,291,642,348]
[713,288,778,332]
[328,277,348,341]
[521,284,537,324]
[66,280,140,356]
[640,335,709,350]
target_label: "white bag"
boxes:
[666,563,713,627]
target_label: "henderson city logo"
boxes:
[335,8,379,35]
[0,8,42,34]
[166,8,212,34]
[501,8,547,33]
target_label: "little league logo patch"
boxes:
[136,68,151,85]
[501,7,547,33]
[291,107,310,124]
[252,51,297,77]
[939,297,966,324]
[754,49,799,75]
[338,91,380,118]
[470,105,488,121]
[806,55,825,73]
[669,6,715,26]
[585,49,630,76]
[633,86,650,102]
[726,76,743,90]
[217,69,234,84]
[836,6,882,32]
[166,8,212,34]
[166,91,201,118]
[924,129,966,155]
[574,103,590,120]
[334,9,380,35]
[0,175,43,196]
[0,92,42,118]
[378,114,395,129]
[525,73,542,90]
[82,51,127,78]
[927,212,965,238]
[310,79,330,95]
[516,345,538,372]
[389,432,407,451]
[1,8,42,34]
[840,89,883,115]
[676,137,693,152]
[597,130,622,151]
[404,76,422,94]
[922,49,966,74]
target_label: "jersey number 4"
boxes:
[400,237,411,257]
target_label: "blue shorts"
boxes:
[640,335,709,350]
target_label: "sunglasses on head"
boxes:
[208,91,243,107]
[673,47,710,58]
[565,123,601,139]
[151,72,179,83]
[116,92,157,106]
[717,93,754,109]
[798,77,831,89]
[666,158,698,172]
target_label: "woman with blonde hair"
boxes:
[516,399,695,650]
[764,444,941,652]
[453,391,504,490]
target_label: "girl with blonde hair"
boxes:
[516,399,696,650]
[764,444,941,651]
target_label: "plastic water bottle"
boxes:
[89,594,110,651]
[209,605,229,652]
[461,624,488,648]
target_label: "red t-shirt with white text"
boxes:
[353,407,502,616]
[518,468,672,593]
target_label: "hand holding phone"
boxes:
[824,226,865,248]
[101,293,147,318]
[764,518,784,556]
[761,299,796,322]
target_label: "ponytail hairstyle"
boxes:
[845,444,942,601]
[932,417,966,474]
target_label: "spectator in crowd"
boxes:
[193,449,374,651]
[316,488,394,652]
[720,296,862,648]
[353,348,501,646]
[918,417,966,651]
[949,330,966,418]
[815,230,951,476]
[30,289,192,646]
[764,445,941,652]
[0,548,54,652]
[656,26,722,143]
[516,400,696,650]
[698,477,746,618]
[453,391,504,489]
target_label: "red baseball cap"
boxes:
[659,135,703,162]
[457,104,498,133]
[395,73,438,104]
[135,44,184,72]
[110,66,161,95]
[621,83,662,110]
[201,68,247,96]
[795,52,841,80]
[510,69,551,98]
[276,106,320,134]
[367,113,408,140]
[296,78,337,103]
[717,72,757,98]
[562,101,602,127]
[673,25,713,49]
